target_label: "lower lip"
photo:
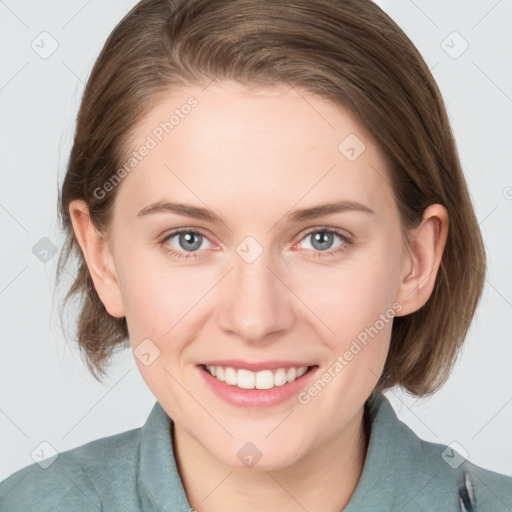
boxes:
[197,365,319,408]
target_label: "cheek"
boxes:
[114,247,181,341]
[297,263,396,411]
[117,250,217,356]
[298,252,399,345]
[117,227,401,362]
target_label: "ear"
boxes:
[68,199,125,318]
[394,204,449,316]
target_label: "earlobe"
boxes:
[68,199,125,318]
[395,204,449,316]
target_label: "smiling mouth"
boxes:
[200,364,317,390]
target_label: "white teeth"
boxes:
[274,368,287,386]
[237,369,255,389]
[224,367,237,386]
[297,366,308,377]
[286,367,297,382]
[204,365,310,389]
[255,370,274,390]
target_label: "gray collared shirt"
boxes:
[1,391,511,511]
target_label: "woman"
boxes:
[1,0,510,510]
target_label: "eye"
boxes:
[159,229,214,259]
[159,226,353,260]
[297,227,353,258]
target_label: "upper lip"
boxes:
[198,360,316,372]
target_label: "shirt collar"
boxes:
[344,390,459,510]
[136,390,442,511]
[343,390,402,510]
[138,401,191,511]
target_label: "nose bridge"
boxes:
[216,240,294,342]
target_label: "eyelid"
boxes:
[159,227,219,250]
[298,224,353,241]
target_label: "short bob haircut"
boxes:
[56,0,486,397]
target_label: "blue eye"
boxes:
[299,228,353,258]
[160,229,212,259]
[159,227,353,260]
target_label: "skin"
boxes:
[70,81,448,512]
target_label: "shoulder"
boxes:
[400,408,512,508]
[364,392,512,510]
[461,459,512,510]
[0,427,141,512]
[415,434,512,510]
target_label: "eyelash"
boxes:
[158,226,353,260]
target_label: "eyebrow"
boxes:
[136,200,375,222]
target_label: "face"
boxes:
[93,81,413,470]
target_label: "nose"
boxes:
[216,248,296,344]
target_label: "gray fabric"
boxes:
[1,391,511,511]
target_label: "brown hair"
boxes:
[56,0,486,396]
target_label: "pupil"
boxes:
[312,232,332,250]
[180,232,201,251]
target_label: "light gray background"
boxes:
[1,0,511,481]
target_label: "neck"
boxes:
[173,404,369,512]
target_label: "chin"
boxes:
[212,439,307,472]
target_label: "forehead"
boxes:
[116,81,395,223]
